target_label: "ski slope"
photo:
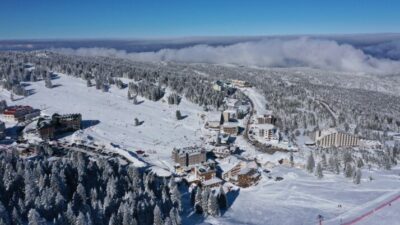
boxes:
[0,73,212,168]
[203,167,400,225]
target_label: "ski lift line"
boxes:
[339,193,400,225]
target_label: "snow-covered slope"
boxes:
[0,73,210,168]
[204,166,400,225]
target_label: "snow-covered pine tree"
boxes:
[164,217,172,225]
[0,202,10,225]
[315,162,323,179]
[353,168,362,184]
[169,207,181,225]
[334,158,340,174]
[207,193,220,217]
[86,79,92,87]
[202,188,210,215]
[170,185,181,211]
[345,163,353,178]
[290,151,294,167]
[194,187,203,214]
[45,77,53,88]
[321,153,328,168]
[176,110,182,120]
[217,186,228,210]
[356,158,364,168]
[306,153,315,173]
[28,209,46,225]
[153,205,163,225]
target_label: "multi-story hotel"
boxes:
[313,128,359,148]
[172,146,206,167]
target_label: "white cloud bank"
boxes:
[56,37,400,74]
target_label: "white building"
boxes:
[256,124,276,141]
[313,128,359,148]
[218,156,245,181]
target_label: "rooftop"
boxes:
[173,146,205,155]
[202,177,223,186]
[223,122,239,128]
[218,155,241,173]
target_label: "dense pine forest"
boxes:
[0,145,181,225]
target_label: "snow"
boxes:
[352,196,400,225]
[203,177,223,186]
[149,166,172,177]
[2,72,399,225]
[240,87,270,115]
[203,166,400,225]
[217,156,241,172]
[0,73,209,169]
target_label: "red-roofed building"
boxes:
[3,105,35,121]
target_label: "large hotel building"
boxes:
[313,128,359,148]
[172,147,206,167]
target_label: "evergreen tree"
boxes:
[169,208,181,225]
[201,188,210,215]
[306,153,315,173]
[321,153,328,168]
[345,163,353,178]
[353,168,362,184]
[0,202,10,225]
[315,162,323,179]
[356,158,364,168]
[164,217,172,225]
[194,188,203,214]
[217,186,228,210]
[45,77,53,88]
[176,110,182,120]
[289,151,294,167]
[170,185,181,211]
[334,158,340,174]
[133,95,138,104]
[207,193,220,217]
[153,205,163,225]
[108,213,118,225]
[28,209,46,225]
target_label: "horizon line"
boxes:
[1,32,400,42]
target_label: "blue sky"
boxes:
[1,0,400,39]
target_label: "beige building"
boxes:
[222,123,239,135]
[231,79,251,88]
[314,128,359,148]
[256,114,276,125]
[172,147,206,167]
